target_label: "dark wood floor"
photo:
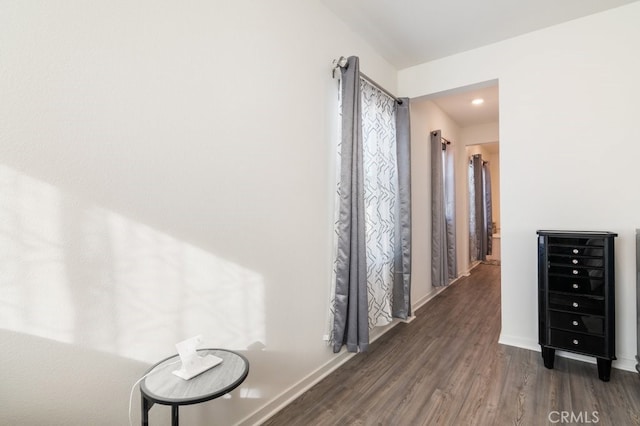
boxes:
[262,264,640,425]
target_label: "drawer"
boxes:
[549,329,605,356]
[547,238,604,257]
[548,265,604,279]
[548,255,604,268]
[549,311,604,335]
[548,276,604,296]
[549,293,604,315]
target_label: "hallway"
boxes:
[263,264,640,425]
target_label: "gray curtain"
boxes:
[332,56,412,352]
[483,161,493,255]
[431,130,457,287]
[332,56,369,353]
[471,154,485,261]
[392,98,412,319]
[469,154,492,261]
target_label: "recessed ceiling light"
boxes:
[471,98,484,105]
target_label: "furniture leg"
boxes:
[597,358,612,382]
[542,346,555,369]
[141,395,153,426]
[172,405,179,426]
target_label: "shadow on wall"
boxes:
[0,164,266,364]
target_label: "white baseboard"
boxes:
[498,334,540,352]
[237,348,356,425]
[241,282,462,425]
[411,269,472,313]
[498,334,638,373]
[555,351,637,372]
[411,287,445,312]
[401,315,417,323]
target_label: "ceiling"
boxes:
[428,83,499,127]
[321,0,638,128]
[321,0,638,69]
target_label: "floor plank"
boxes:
[262,264,640,425]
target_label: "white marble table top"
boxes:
[141,348,249,405]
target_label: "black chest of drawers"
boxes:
[537,230,617,381]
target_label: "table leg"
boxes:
[141,395,153,426]
[172,405,179,426]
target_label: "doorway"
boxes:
[467,142,500,266]
[406,83,502,383]
[412,80,500,281]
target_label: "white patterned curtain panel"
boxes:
[329,55,411,353]
[360,80,397,328]
[326,78,398,342]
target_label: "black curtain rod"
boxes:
[359,72,403,105]
[333,56,403,105]
[431,131,450,145]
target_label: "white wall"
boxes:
[463,122,500,230]
[410,99,471,301]
[411,99,501,288]
[461,122,499,146]
[0,1,399,425]
[400,2,640,370]
[466,142,500,233]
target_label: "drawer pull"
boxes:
[573,249,579,254]
[572,339,579,345]
[572,259,578,264]
[572,270,579,275]
[572,302,579,308]
[572,320,579,326]
[572,283,579,289]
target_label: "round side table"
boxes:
[140,348,249,426]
